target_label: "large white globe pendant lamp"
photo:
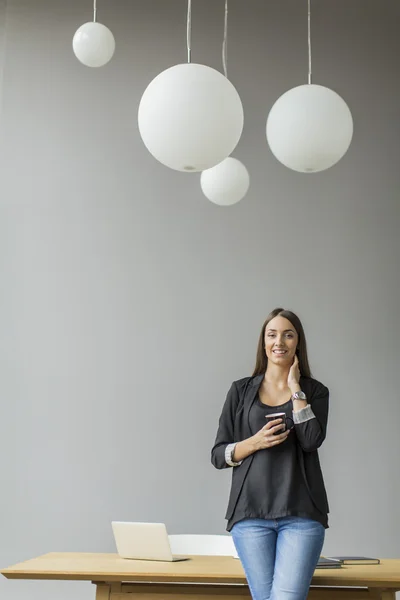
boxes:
[137,0,244,172]
[138,64,243,172]
[73,1,115,68]
[266,0,353,173]
[267,85,353,173]
[201,157,250,206]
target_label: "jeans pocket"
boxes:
[289,516,325,535]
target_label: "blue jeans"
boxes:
[231,517,325,600]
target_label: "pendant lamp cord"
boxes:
[222,0,228,78]
[187,0,192,63]
[308,0,312,84]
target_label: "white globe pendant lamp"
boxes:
[267,85,353,173]
[200,2,249,206]
[266,0,353,173]
[137,0,244,172]
[201,157,250,206]
[73,1,115,68]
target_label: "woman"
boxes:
[211,308,329,600]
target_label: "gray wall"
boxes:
[1,1,399,599]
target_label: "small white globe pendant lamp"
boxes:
[200,2,249,206]
[266,0,353,173]
[138,0,244,172]
[73,0,115,68]
[201,157,250,206]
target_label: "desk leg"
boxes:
[95,584,110,600]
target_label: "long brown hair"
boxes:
[252,308,312,378]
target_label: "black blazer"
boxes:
[211,374,330,522]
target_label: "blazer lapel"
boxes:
[244,374,264,436]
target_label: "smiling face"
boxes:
[264,315,299,366]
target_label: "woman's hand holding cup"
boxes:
[251,418,290,450]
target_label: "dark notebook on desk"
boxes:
[327,556,380,565]
[316,557,343,569]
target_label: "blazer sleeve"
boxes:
[293,382,329,452]
[211,381,240,469]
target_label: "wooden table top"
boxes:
[2,553,400,588]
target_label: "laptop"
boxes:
[111,521,189,562]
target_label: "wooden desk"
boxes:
[2,553,400,600]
